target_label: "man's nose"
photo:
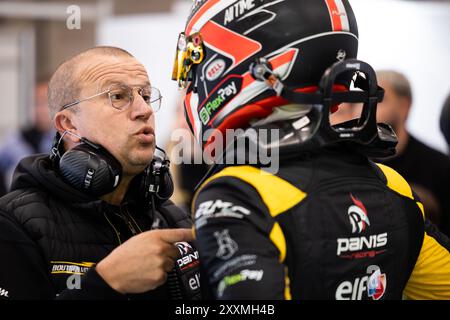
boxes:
[130,91,153,120]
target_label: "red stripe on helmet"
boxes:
[242,72,254,89]
[270,49,297,70]
[202,21,262,71]
[184,91,197,137]
[325,0,343,31]
[186,0,222,36]
[204,103,273,148]
[242,48,297,90]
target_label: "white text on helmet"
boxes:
[224,0,256,26]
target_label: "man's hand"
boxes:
[95,228,193,294]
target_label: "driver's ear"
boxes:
[54,111,81,143]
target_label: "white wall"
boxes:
[350,0,450,152]
[0,24,34,145]
[0,27,20,143]
[98,0,450,151]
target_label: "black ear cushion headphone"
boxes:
[59,142,122,197]
[50,131,173,202]
[140,153,174,203]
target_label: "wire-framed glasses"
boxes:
[60,84,163,112]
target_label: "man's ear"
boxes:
[54,111,81,143]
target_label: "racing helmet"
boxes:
[173,0,359,149]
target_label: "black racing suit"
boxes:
[193,147,450,299]
[0,155,201,300]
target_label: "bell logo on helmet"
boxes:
[206,59,226,81]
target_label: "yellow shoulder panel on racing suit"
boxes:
[194,165,307,261]
[376,163,450,299]
[375,163,414,200]
[195,165,307,218]
[194,165,307,300]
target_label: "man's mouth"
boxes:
[135,126,155,144]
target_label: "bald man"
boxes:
[0,47,200,300]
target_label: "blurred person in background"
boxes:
[377,70,450,235]
[439,92,450,153]
[0,80,54,191]
[0,46,200,300]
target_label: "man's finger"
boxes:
[165,244,182,260]
[163,258,176,272]
[157,228,194,243]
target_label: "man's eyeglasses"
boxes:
[60,84,163,112]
